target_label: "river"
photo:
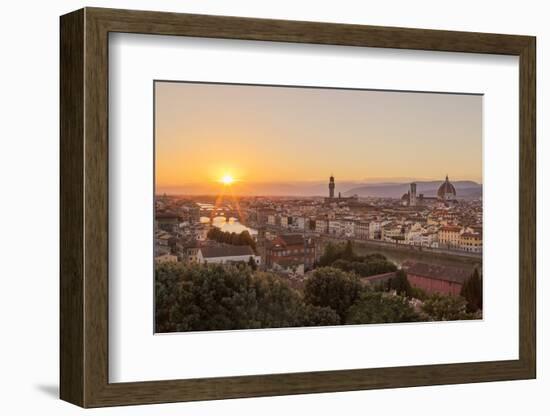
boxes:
[200,216,258,236]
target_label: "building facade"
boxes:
[459,232,483,253]
[265,234,316,272]
[439,225,462,249]
[402,261,471,296]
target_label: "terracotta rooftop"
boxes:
[461,232,481,238]
[402,261,472,284]
[360,272,397,286]
[199,245,254,258]
[440,225,462,232]
[270,234,312,248]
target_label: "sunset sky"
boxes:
[155,81,482,195]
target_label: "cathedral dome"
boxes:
[437,175,456,200]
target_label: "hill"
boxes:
[343,181,482,199]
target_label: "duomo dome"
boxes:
[437,175,456,200]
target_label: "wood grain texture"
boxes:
[59,7,537,408]
[59,8,84,407]
[518,38,537,375]
[83,10,110,406]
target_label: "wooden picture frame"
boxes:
[60,7,536,408]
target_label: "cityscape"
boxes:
[154,81,483,333]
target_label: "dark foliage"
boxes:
[421,293,478,321]
[156,252,475,333]
[207,227,256,251]
[156,263,339,332]
[332,259,397,278]
[302,304,341,326]
[317,242,344,266]
[347,291,420,324]
[385,269,413,297]
[319,242,396,277]
[460,268,482,312]
[247,256,258,271]
[303,267,363,323]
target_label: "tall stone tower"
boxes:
[410,182,417,206]
[329,175,335,199]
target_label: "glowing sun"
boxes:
[221,174,235,185]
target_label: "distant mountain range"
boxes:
[158,179,482,199]
[343,180,482,199]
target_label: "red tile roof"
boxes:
[199,245,254,258]
[402,261,471,284]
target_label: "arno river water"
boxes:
[200,216,258,236]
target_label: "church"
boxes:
[402,175,458,206]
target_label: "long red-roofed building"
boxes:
[402,260,473,296]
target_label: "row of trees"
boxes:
[302,267,419,325]
[155,263,341,332]
[155,262,480,333]
[319,241,397,277]
[206,227,256,251]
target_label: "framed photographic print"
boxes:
[60,7,536,408]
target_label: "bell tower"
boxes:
[329,175,335,199]
[410,182,417,206]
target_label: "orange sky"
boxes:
[155,81,482,194]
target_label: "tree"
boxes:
[239,230,256,251]
[387,269,412,297]
[250,272,307,329]
[460,268,482,312]
[331,258,397,278]
[347,291,419,324]
[409,286,428,301]
[155,262,184,332]
[318,241,397,275]
[206,227,220,240]
[155,262,341,332]
[247,256,258,271]
[342,240,355,260]
[364,253,387,262]
[161,264,309,331]
[302,305,340,326]
[207,227,256,251]
[331,259,353,272]
[168,263,259,331]
[222,231,231,244]
[303,267,362,323]
[421,293,475,321]
[318,242,342,266]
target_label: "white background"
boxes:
[0,0,546,415]
[110,34,519,382]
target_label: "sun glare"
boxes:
[221,174,235,185]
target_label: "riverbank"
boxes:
[321,237,482,271]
